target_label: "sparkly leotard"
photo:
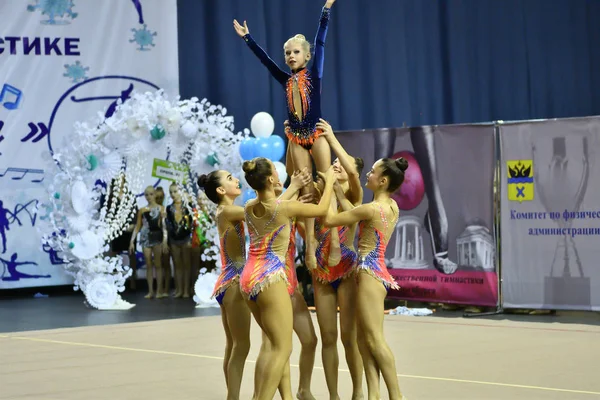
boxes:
[285,219,299,295]
[240,199,293,300]
[139,206,163,248]
[313,214,358,289]
[243,7,331,150]
[357,202,400,290]
[212,208,246,305]
[165,203,192,245]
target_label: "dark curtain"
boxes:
[178,0,600,132]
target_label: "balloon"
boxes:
[239,137,256,160]
[250,112,275,138]
[253,137,271,158]
[390,151,425,210]
[273,161,288,184]
[242,188,256,203]
[266,135,285,161]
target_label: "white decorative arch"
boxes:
[38,90,246,310]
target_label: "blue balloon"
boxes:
[266,135,285,161]
[253,137,271,159]
[242,188,256,203]
[239,137,256,161]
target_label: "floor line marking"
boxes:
[5,335,600,396]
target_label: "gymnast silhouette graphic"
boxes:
[1,253,51,281]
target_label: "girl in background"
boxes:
[166,183,193,298]
[130,186,168,299]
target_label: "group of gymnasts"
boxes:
[196,1,408,399]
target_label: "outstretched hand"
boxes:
[325,0,336,7]
[316,118,333,137]
[233,19,249,37]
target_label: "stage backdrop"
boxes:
[500,117,600,311]
[337,124,498,306]
[0,0,179,289]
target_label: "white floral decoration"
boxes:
[38,90,248,310]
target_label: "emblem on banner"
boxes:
[507,160,534,202]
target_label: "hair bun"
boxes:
[293,34,306,41]
[395,157,409,172]
[197,174,209,188]
[243,160,257,174]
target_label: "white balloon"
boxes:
[273,161,288,184]
[250,112,275,138]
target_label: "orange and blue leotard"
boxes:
[313,217,358,290]
[357,202,400,290]
[212,212,246,305]
[285,220,299,295]
[240,200,293,301]
[242,7,331,150]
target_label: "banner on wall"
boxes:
[337,124,498,306]
[0,0,179,289]
[500,117,600,311]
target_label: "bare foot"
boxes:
[182,293,190,298]
[296,390,317,400]
[157,293,168,299]
[173,292,182,298]
[144,292,154,299]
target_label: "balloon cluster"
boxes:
[238,112,287,203]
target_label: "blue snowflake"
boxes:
[130,24,157,51]
[63,61,89,83]
[27,0,78,25]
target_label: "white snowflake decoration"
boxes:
[38,90,247,310]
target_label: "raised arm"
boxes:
[233,19,289,85]
[324,203,373,228]
[285,167,335,218]
[219,204,245,223]
[311,0,335,78]
[333,181,354,211]
[278,168,311,201]
[317,119,363,205]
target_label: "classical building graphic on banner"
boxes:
[390,216,428,269]
[456,224,495,271]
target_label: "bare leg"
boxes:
[181,242,192,297]
[357,324,380,400]
[129,250,138,290]
[221,301,233,389]
[313,279,340,400]
[356,272,404,400]
[312,137,340,266]
[142,247,154,298]
[290,143,317,270]
[338,277,364,400]
[162,252,171,295]
[410,127,455,274]
[292,289,318,400]
[246,280,294,400]
[151,244,164,297]
[171,244,184,298]
[222,285,251,400]
[190,246,201,294]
